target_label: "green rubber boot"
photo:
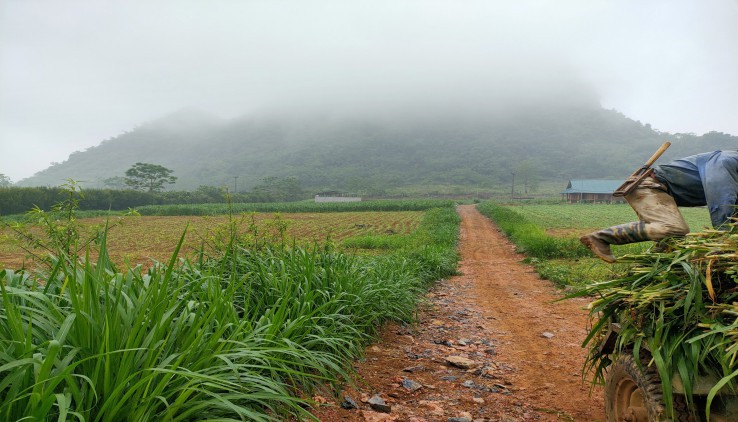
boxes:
[580,222,649,263]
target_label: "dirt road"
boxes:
[312,204,604,421]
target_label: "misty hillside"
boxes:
[17,106,737,194]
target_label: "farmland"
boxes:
[478,201,716,288]
[1,197,722,420]
[0,211,423,271]
[0,200,460,421]
[509,202,713,233]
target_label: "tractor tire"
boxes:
[605,353,694,421]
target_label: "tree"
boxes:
[195,185,227,202]
[252,176,303,202]
[515,159,539,194]
[102,176,127,190]
[0,173,12,188]
[124,162,177,192]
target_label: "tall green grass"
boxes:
[0,207,459,420]
[476,201,646,287]
[476,201,588,259]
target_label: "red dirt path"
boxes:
[310,204,604,421]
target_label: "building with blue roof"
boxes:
[561,180,626,203]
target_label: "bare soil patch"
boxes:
[310,204,604,421]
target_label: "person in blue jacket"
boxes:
[580,150,738,263]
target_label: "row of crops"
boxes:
[134,199,457,216]
[507,202,714,233]
[0,211,426,270]
[0,197,460,420]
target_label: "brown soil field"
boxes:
[0,211,422,270]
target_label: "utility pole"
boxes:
[233,176,239,194]
[524,175,528,195]
[511,172,516,200]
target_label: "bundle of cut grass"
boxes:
[569,224,738,414]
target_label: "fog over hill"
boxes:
[3,1,737,185]
[16,97,736,194]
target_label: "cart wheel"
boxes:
[605,353,694,421]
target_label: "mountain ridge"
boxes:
[16,106,736,194]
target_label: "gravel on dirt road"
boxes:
[310,205,605,421]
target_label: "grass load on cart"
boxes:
[571,222,738,417]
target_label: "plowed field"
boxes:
[0,211,422,270]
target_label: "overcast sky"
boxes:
[1,0,737,182]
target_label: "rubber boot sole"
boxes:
[579,235,617,263]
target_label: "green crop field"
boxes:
[478,201,718,289]
[508,203,713,233]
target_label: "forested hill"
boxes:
[16,106,737,193]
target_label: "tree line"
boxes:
[0,178,308,216]
[0,161,312,216]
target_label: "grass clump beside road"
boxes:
[0,192,459,420]
[476,201,588,259]
[476,201,615,287]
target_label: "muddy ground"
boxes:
[310,204,605,421]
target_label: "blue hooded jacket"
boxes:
[653,150,738,228]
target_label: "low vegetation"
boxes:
[134,199,457,216]
[0,191,459,420]
[477,201,712,288]
[0,181,457,217]
[477,201,623,287]
[476,201,588,259]
[509,203,714,233]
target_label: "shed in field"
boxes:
[314,191,362,203]
[561,180,626,203]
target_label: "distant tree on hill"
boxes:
[124,162,177,192]
[252,176,304,202]
[516,160,539,194]
[195,185,227,202]
[0,174,12,187]
[102,176,127,189]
